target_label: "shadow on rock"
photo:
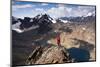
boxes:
[67,47,90,62]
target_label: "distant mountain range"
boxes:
[12,13,95,33]
[60,11,96,22]
[60,15,95,22]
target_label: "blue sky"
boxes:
[12,0,96,19]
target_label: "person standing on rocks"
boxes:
[56,34,61,46]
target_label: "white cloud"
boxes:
[12,2,95,19]
[12,4,34,11]
[47,7,65,18]
[35,8,45,11]
[47,5,72,18]
[69,6,95,17]
[30,4,69,18]
[13,4,33,9]
[41,3,48,6]
[31,5,95,18]
[31,8,46,16]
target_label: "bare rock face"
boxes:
[26,45,72,65]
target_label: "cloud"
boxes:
[31,3,69,19]
[47,7,67,18]
[12,2,95,19]
[47,5,72,18]
[33,8,46,14]
[69,6,95,17]
[31,4,95,18]
[41,3,48,6]
[12,4,35,12]
[35,8,44,11]
[13,4,33,9]
[57,4,66,7]
[25,8,46,18]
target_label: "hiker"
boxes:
[56,34,61,46]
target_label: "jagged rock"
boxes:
[12,14,53,33]
[26,45,72,65]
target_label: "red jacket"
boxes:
[56,35,61,46]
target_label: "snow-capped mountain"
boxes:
[12,13,96,33]
[12,14,55,33]
[60,14,95,23]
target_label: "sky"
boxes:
[12,0,96,19]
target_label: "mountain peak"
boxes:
[26,45,72,64]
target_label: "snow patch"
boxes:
[60,19,68,23]
[13,28,24,33]
[12,21,23,33]
[51,20,56,23]
[30,18,33,22]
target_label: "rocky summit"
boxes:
[26,45,72,65]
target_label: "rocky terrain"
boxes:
[12,14,96,66]
[26,45,72,65]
